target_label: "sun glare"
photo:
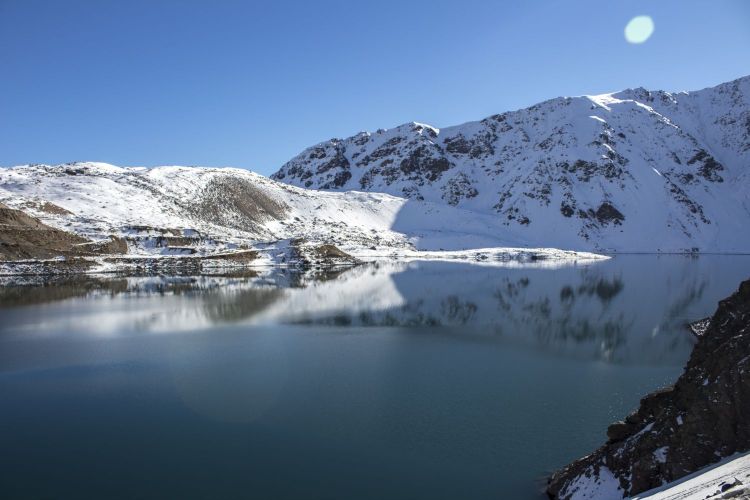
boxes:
[625,15,655,44]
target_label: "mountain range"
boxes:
[1,76,749,261]
[273,75,750,253]
[1,162,601,271]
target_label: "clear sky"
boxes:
[1,0,748,176]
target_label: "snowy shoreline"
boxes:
[633,452,750,500]
[0,245,609,276]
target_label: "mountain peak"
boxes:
[271,75,750,252]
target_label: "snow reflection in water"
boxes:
[2,255,749,365]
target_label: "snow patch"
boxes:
[562,465,624,500]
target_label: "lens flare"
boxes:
[624,15,655,44]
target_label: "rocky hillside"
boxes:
[0,163,606,270]
[0,201,128,260]
[546,278,750,499]
[272,76,750,253]
[0,163,412,257]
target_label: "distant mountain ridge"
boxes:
[272,76,750,252]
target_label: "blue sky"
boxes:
[1,0,748,176]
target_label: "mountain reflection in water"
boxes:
[3,255,749,365]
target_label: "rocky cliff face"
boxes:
[272,76,750,253]
[546,279,750,499]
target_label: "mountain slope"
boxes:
[0,201,92,260]
[0,163,408,255]
[272,76,750,253]
[0,163,603,267]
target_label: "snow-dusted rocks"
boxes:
[547,279,750,499]
[272,76,750,253]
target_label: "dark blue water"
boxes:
[1,256,749,499]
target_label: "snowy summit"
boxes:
[273,76,750,253]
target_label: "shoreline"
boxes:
[547,279,750,499]
[0,245,609,276]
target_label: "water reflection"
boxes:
[1,255,749,365]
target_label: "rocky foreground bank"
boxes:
[547,279,750,499]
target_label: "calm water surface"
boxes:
[1,256,749,499]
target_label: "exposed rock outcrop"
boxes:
[0,203,91,260]
[286,239,360,269]
[547,279,750,499]
[0,202,134,263]
[80,236,129,255]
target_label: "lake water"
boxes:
[2,255,749,499]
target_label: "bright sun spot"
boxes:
[624,15,655,44]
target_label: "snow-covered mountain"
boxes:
[0,162,408,254]
[272,76,750,253]
[2,77,747,257]
[0,162,602,266]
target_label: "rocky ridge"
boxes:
[273,76,750,253]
